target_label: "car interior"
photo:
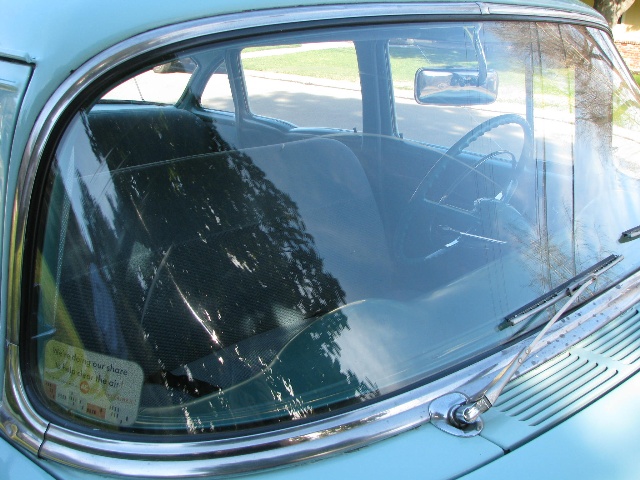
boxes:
[30,22,640,431]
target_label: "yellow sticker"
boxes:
[43,340,143,426]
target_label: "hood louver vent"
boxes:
[481,308,640,450]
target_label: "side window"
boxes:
[241,42,363,131]
[388,30,528,152]
[102,58,196,104]
[199,60,235,112]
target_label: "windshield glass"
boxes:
[27,20,640,434]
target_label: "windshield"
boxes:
[27,20,640,435]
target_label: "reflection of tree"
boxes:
[82,114,346,371]
[593,0,635,28]
[185,310,380,432]
[489,23,616,142]
[489,24,628,264]
[37,110,375,431]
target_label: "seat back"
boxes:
[50,109,392,377]
[131,138,393,373]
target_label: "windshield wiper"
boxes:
[429,254,623,437]
[504,254,622,326]
[620,224,640,243]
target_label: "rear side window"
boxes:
[241,42,363,131]
[102,58,196,104]
[199,60,235,112]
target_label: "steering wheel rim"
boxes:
[421,113,532,204]
[394,114,533,264]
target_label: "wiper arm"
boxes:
[429,254,622,437]
[504,254,622,326]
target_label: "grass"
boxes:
[241,44,519,89]
[244,44,302,53]
[242,47,361,82]
[242,46,448,84]
[239,44,536,103]
[390,55,428,88]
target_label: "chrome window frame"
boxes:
[2,3,623,477]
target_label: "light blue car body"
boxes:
[2,1,640,478]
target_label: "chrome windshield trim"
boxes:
[483,3,607,28]
[4,3,615,477]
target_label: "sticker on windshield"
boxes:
[43,340,143,426]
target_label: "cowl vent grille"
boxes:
[575,308,640,364]
[481,308,640,450]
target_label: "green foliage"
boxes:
[243,48,360,82]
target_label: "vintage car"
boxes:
[2,0,640,478]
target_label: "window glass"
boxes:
[389,26,528,150]
[26,22,640,436]
[241,42,363,130]
[200,61,235,112]
[102,58,196,104]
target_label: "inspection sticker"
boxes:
[43,340,143,426]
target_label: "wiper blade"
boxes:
[429,254,622,437]
[620,224,640,242]
[504,254,622,326]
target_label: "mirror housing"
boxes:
[414,68,499,105]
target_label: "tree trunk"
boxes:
[593,0,636,28]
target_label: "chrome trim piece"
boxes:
[483,3,608,29]
[0,50,36,65]
[1,343,47,455]
[0,2,619,477]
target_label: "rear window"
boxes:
[25,21,640,437]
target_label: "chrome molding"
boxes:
[0,343,47,455]
[2,2,616,477]
[482,3,607,28]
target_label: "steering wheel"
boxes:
[394,114,533,264]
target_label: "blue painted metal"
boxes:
[465,363,640,479]
[0,437,54,479]
[0,59,31,398]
